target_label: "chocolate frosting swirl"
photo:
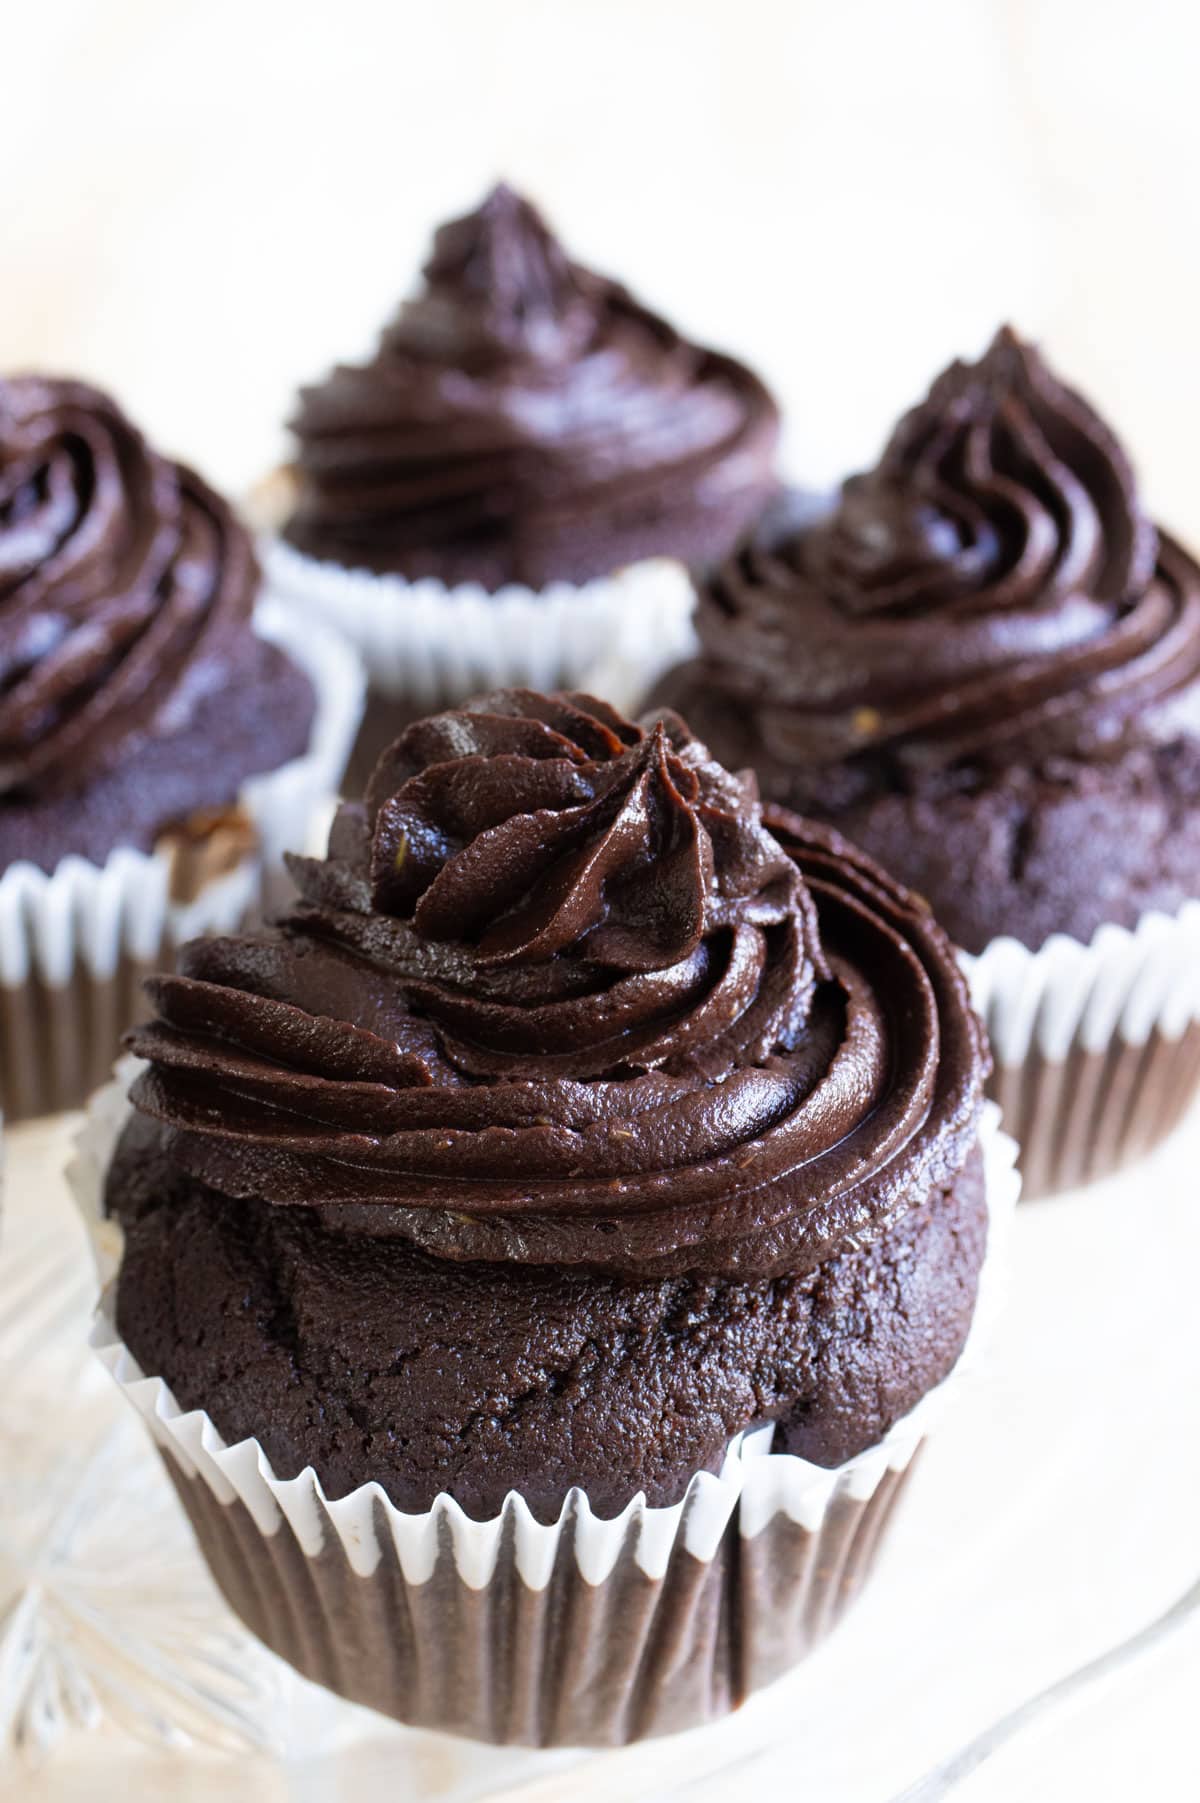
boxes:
[687,329,1200,798]
[282,185,780,588]
[127,690,985,1280]
[0,375,260,799]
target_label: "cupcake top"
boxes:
[683,328,1200,810]
[281,185,780,589]
[0,375,315,871]
[127,689,985,1282]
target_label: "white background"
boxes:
[6,0,1200,542]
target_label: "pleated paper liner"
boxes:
[0,603,364,1123]
[964,901,1200,1199]
[75,1075,1018,1748]
[142,1437,915,1747]
[261,534,695,796]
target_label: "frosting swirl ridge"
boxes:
[282,184,780,588]
[687,329,1200,791]
[0,375,259,798]
[127,690,985,1279]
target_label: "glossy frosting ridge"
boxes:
[282,185,780,587]
[684,328,1200,805]
[127,690,984,1279]
[0,375,267,802]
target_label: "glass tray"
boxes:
[4,1109,1198,1803]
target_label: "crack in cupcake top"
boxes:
[693,328,1200,784]
[281,184,779,587]
[0,375,260,799]
[127,690,985,1279]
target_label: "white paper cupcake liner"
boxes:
[962,900,1200,1197]
[263,535,695,704]
[261,535,696,792]
[0,606,364,1122]
[73,1070,1016,1746]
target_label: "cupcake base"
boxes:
[162,1444,915,1747]
[989,1021,1200,1200]
[78,1065,1017,1749]
[0,855,257,1126]
[1,945,167,1123]
[965,901,1200,1201]
[0,604,363,1123]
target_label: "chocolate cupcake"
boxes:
[0,375,364,1120]
[652,329,1200,1195]
[80,690,1015,1746]
[263,184,780,790]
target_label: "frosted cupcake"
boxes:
[0,375,363,1119]
[81,689,1016,1746]
[263,183,780,789]
[653,329,1200,1194]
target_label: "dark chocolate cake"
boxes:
[108,689,990,1522]
[653,329,1200,953]
[0,374,316,874]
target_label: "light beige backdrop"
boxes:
[6,0,1197,537]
